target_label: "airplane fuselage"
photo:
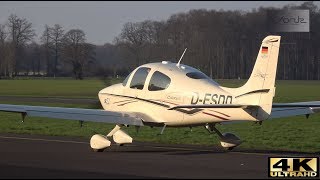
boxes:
[98,62,259,127]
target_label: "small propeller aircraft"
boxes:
[0,35,319,152]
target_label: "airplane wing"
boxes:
[0,104,144,126]
[270,101,320,119]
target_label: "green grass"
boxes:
[0,78,123,98]
[216,79,320,103]
[0,107,319,153]
[0,79,319,153]
[0,79,319,103]
[273,80,320,102]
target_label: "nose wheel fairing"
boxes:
[205,123,242,150]
[90,124,133,152]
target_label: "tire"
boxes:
[92,148,104,152]
[226,147,234,151]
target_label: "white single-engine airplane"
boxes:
[0,35,320,152]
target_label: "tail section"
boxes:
[222,35,281,120]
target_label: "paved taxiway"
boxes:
[0,133,317,179]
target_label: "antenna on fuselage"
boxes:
[176,48,187,67]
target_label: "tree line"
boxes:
[0,15,95,79]
[0,1,320,80]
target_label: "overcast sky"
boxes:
[0,1,315,45]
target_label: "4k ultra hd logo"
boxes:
[269,157,319,178]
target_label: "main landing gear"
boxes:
[90,124,133,152]
[205,123,242,150]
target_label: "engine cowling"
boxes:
[90,134,111,150]
[220,132,242,150]
[113,129,133,145]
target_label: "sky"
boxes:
[0,1,316,45]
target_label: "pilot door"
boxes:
[145,70,184,123]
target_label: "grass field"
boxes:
[0,79,319,102]
[0,78,122,98]
[0,79,319,153]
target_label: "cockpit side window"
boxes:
[186,72,209,79]
[130,67,151,90]
[148,71,171,91]
[122,72,132,87]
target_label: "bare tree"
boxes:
[49,24,64,77]
[0,24,7,76]
[40,24,53,76]
[0,25,6,44]
[6,14,35,77]
[62,29,95,79]
[117,22,150,66]
[7,14,35,46]
[25,42,41,75]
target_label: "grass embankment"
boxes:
[0,79,319,153]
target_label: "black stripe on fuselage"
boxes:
[117,101,139,106]
[113,99,137,104]
[101,93,203,115]
[101,93,170,108]
[175,108,203,115]
[235,89,270,98]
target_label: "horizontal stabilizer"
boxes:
[270,101,320,119]
[273,101,320,108]
[270,107,314,119]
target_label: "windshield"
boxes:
[130,67,151,90]
[122,72,132,86]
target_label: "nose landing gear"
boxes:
[90,124,133,152]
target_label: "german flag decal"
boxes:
[261,46,268,54]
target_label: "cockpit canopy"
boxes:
[122,62,219,91]
[122,67,171,91]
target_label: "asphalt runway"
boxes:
[0,133,317,179]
